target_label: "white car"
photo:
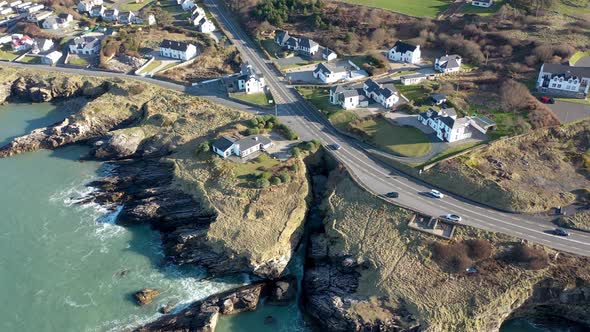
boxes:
[444,214,462,222]
[429,189,444,199]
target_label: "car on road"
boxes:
[539,96,555,104]
[385,192,399,198]
[429,189,444,199]
[330,143,341,151]
[553,228,570,236]
[444,214,462,222]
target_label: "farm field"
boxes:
[338,0,452,17]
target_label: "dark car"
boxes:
[553,228,570,236]
[539,96,555,104]
[330,143,342,151]
[385,192,399,198]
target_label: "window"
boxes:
[551,83,556,88]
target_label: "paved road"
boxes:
[202,0,590,256]
[3,27,590,256]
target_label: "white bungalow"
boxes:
[159,39,197,61]
[471,0,493,8]
[434,54,462,74]
[388,41,421,64]
[212,135,273,159]
[312,62,349,84]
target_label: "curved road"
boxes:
[202,0,590,257]
[2,14,590,256]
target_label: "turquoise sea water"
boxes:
[0,102,243,332]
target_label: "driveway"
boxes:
[573,56,590,67]
[549,100,590,123]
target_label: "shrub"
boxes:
[270,176,282,185]
[255,178,270,189]
[196,141,210,154]
[246,127,260,136]
[290,163,299,172]
[311,139,321,148]
[259,171,272,180]
[275,123,298,140]
[291,147,301,158]
[505,243,549,270]
[278,172,291,183]
[248,118,259,127]
[464,239,493,261]
[300,141,316,151]
[431,241,472,274]
[128,84,144,95]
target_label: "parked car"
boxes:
[553,228,570,236]
[539,96,555,104]
[385,192,399,198]
[330,143,341,151]
[444,214,462,222]
[429,189,444,199]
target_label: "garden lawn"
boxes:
[351,117,431,157]
[231,92,272,107]
[139,60,162,74]
[68,57,90,66]
[339,0,452,17]
[296,86,358,129]
[232,154,280,184]
[18,56,41,63]
[396,84,429,101]
[120,0,153,11]
[0,47,20,61]
[260,39,282,58]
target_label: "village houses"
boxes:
[190,6,215,33]
[418,108,496,142]
[89,4,104,17]
[329,85,368,110]
[11,34,33,51]
[471,0,493,8]
[237,62,266,94]
[102,8,119,22]
[363,79,399,108]
[212,135,273,159]
[159,39,198,61]
[42,50,63,65]
[434,54,462,73]
[275,30,320,56]
[69,36,101,55]
[77,0,102,13]
[536,62,590,99]
[388,41,421,64]
[400,73,427,85]
[313,62,349,84]
[31,38,53,54]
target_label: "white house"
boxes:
[322,48,337,61]
[237,62,266,94]
[418,108,495,142]
[159,39,197,61]
[471,0,493,8]
[42,14,72,29]
[435,54,462,73]
[275,30,320,56]
[118,11,135,24]
[27,10,52,22]
[212,135,273,159]
[180,0,194,11]
[11,35,33,51]
[313,62,349,84]
[400,73,427,85]
[25,4,42,14]
[69,36,101,55]
[363,79,399,109]
[388,40,421,64]
[102,8,119,22]
[537,63,590,99]
[0,7,13,15]
[31,38,53,54]
[329,85,368,110]
[42,50,62,64]
[8,1,21,7]
[430,93,447,106]
[89,4,104,17]
[77,0,102,12]
[190,7,215,33]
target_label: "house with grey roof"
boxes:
[89,4,104,17]
[322,48,337,61]
[274,30,320,56]
[363,79,399,109]
[435,54,462,73]
[212,135,273,158]
[159,39,197,60]
[69,36,101,55]
[418,108,495,142]
[102,8,119,22]
[400,73,427,85]
[237,62,265,94]
[313,62,349,83]
[536,62,590,99]
[329,85,368,110]
[388,40,421,64]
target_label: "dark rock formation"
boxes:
[135,288,160,306]
[134,282,267,332]
[91,128,146,160]
[303,233,420,332]
[9,76,108,102]
[267,276,297,305]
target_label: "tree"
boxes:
[499,79,530,113]
[279,172,291,183]
[270,176,282,185]
[255,178,270,189]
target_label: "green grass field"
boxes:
[18,56,41,64]
[233,154,280,184]
[68,57,90,66]
[139,60,162,74]
[231,92,272,106]
[339,0,452,17]
[556,0,590,16]
[296,87,358,129]
[351,117,432,157]
[120,0,153,11]
[396,84,430,101]
[0,47,20,61]
[260,39,282,58]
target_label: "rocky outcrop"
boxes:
[303,234,420,332]
[134,288,160,306]
[134,282,266,332]
[9,76,108,102]
[91,128,146,160]
[504,277,590,328]
[267,276,297,305]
